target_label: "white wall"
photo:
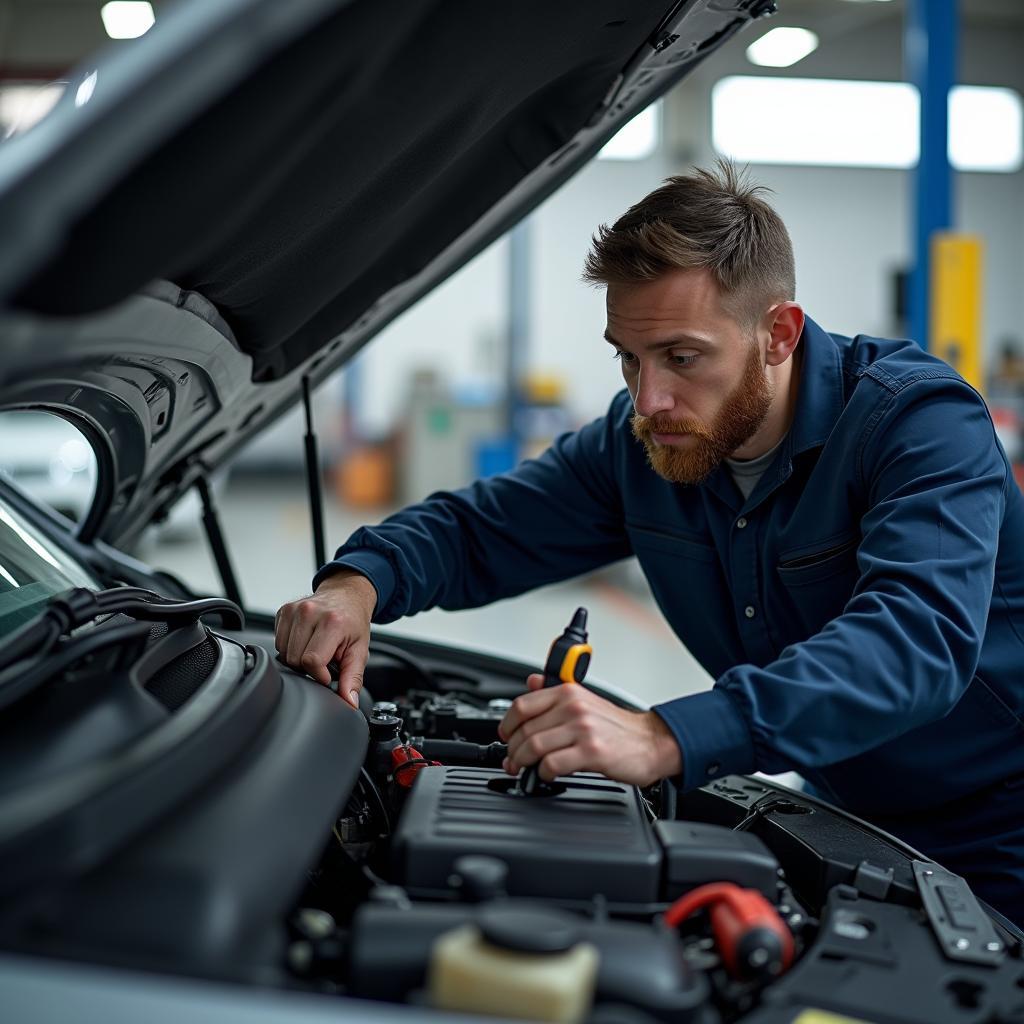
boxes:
[354,8,1024,430]
[675,10,1024,377]
[354,236,509,439]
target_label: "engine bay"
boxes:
[283,641,1024,1024]
[2,597,1023,1024]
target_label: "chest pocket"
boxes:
[776,533,861,636]
[626,523,717,563]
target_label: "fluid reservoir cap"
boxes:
[368,714,402,739]
[478,905,581,954]
[451,855,509,902]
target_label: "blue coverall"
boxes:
[315,317,1024,925]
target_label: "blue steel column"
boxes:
[906,0,956,350]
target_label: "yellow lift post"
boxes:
[930,233,983,392]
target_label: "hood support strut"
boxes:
[302,376,327,574]
[196,475,243,608]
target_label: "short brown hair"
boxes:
[582,159,795,325]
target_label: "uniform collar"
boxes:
[788,315,845,457]
[699,315,844,514]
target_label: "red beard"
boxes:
[631,341,773,484]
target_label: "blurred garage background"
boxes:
[1,0,1022,710]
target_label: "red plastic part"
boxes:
[391,744,427,788]
[663,881,794,977]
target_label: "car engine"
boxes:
[279,637,1024,1024]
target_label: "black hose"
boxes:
[417,738,507,767]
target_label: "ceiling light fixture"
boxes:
[100,2,156,40]
[745,27,819,69]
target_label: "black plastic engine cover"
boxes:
[392,766,661,903]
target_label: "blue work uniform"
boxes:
[314,317,1024,925]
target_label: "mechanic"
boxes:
[275,162,1024,926]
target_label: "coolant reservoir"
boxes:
[427,906,599,1023]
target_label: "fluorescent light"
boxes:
[713,77,918,168]
[100,2,155,40]
[599,103,660,161]
[949,85,1023,172]
[712,76,1023,173]
[746,28,819,69]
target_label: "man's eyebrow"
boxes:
[603,329,712,349]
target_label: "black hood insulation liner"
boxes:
[14,1,666,381]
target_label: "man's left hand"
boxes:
[498,674,683,787]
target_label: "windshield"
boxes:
[0,492,100,638]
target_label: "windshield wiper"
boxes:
[0,619,154,713]
[0,586,244,678]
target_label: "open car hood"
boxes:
[0,0,773,546]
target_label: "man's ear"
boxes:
[763,302,804,366]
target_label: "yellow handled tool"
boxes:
[516,607,592,796]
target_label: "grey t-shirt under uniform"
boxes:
[725,438,785,501]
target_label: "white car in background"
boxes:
[0,411,207,542]
[0,412,96,523]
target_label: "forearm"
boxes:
[314,401,634,622]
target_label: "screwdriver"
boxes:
[515,607,593,796]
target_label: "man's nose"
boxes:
[632,367,675,419]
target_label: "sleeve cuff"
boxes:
[652,687,757,791]
[311,550,396,621]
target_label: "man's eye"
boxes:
[671,354,698,368]
[612,350,637,366]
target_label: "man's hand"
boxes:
[498,674,682,787]
[274,569,377,708]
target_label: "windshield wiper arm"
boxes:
[0,587,244,676]
[0,619,153,713]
